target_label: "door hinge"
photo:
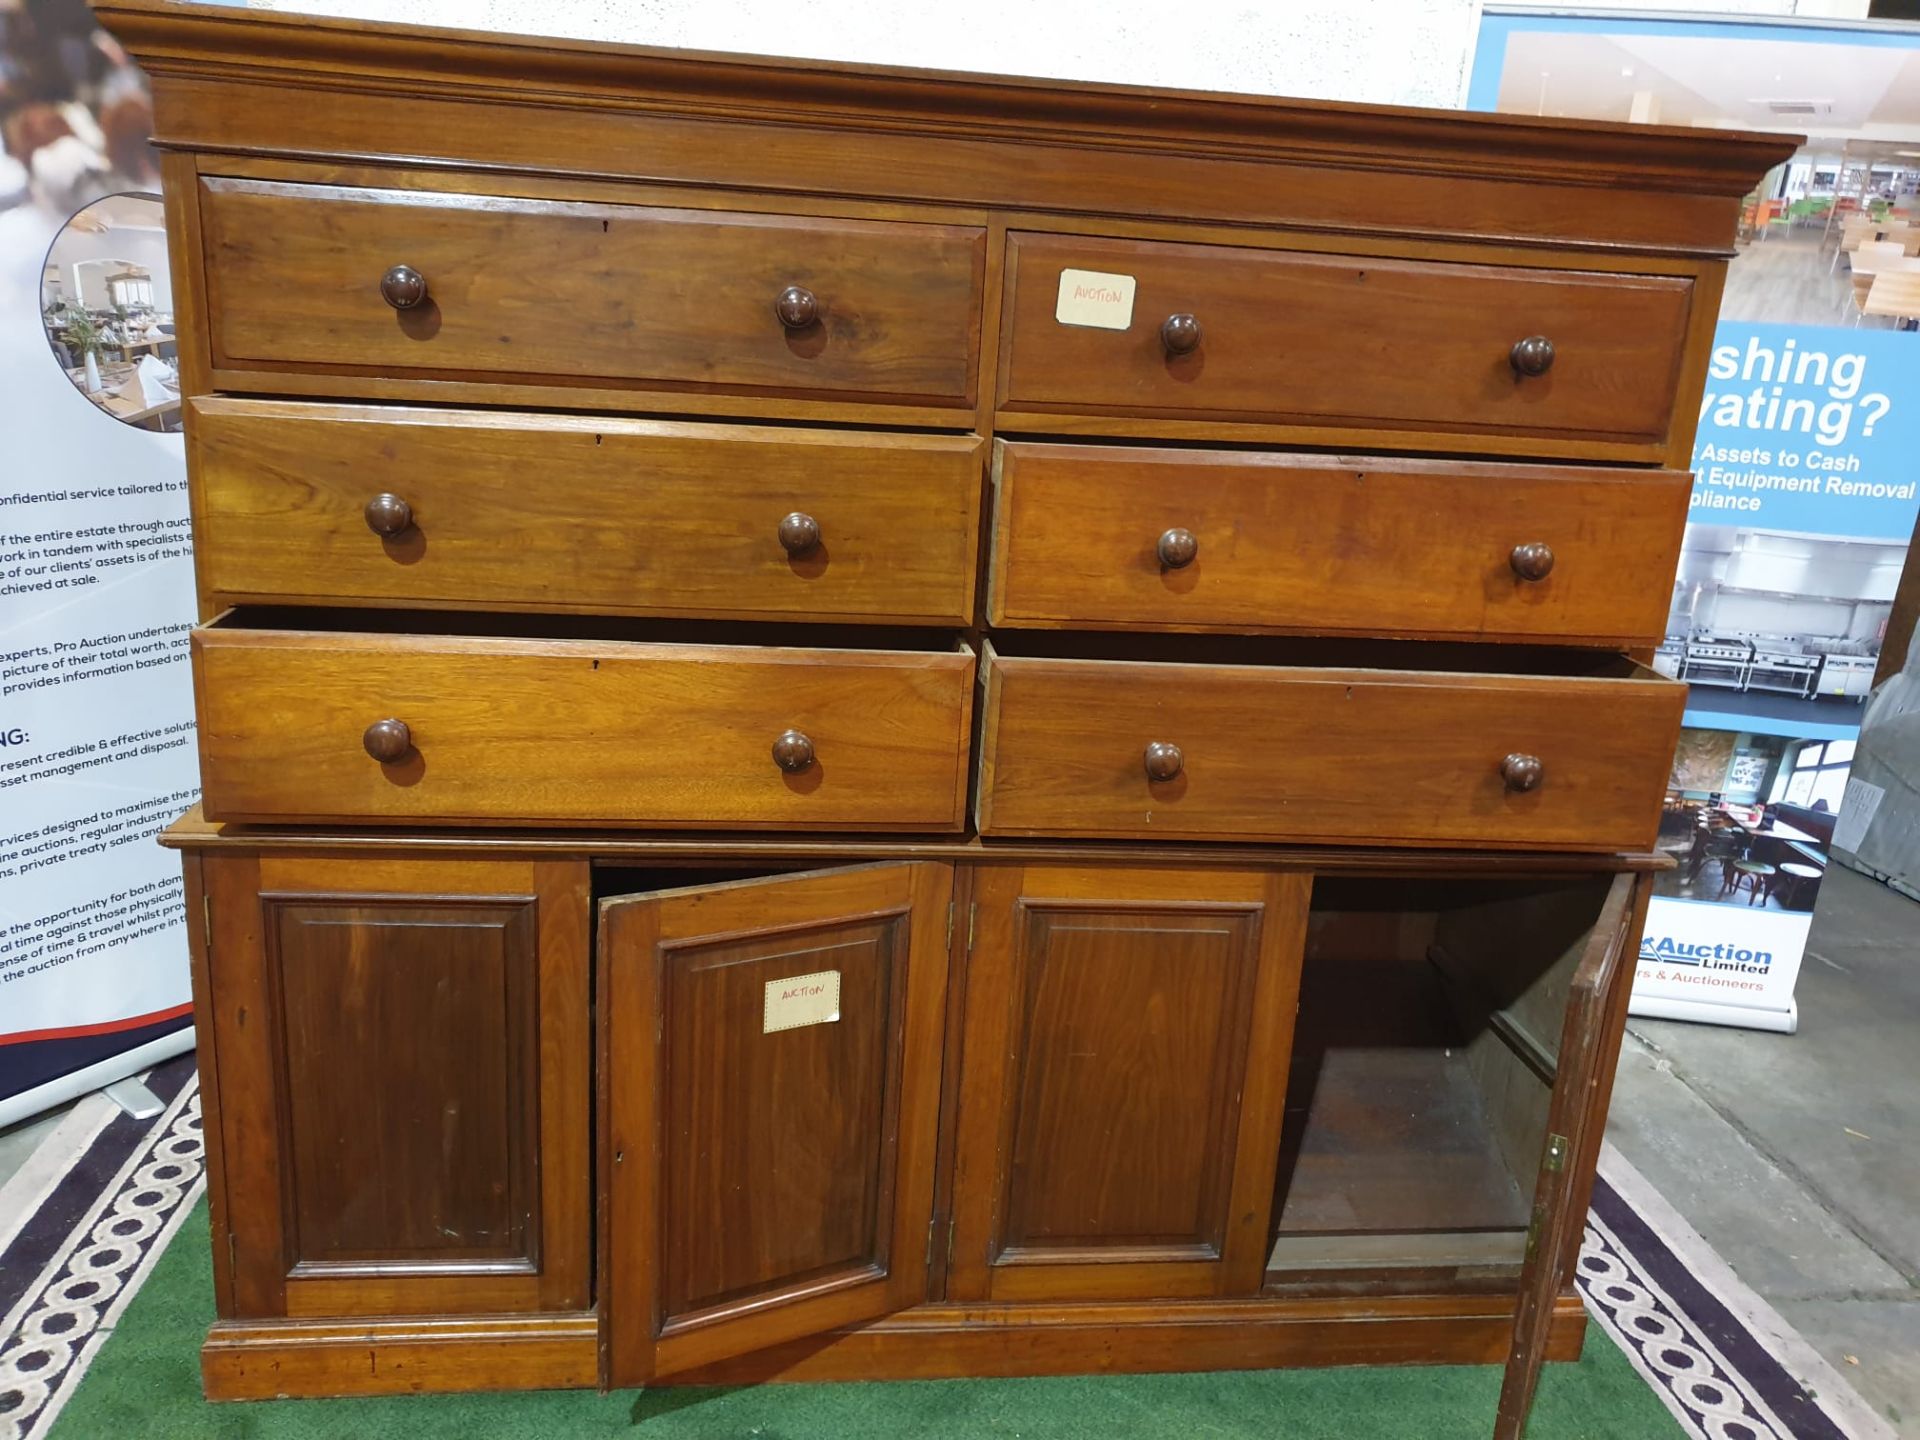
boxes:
[200,893,212,952]
[1523,1133,1571,1261]
[1523,1201,1547,1261]
[947,1218,957,1269]
[945,900,954,950]
[966,903,977,953]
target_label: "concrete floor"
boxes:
[1,866,1915,1435]
[1609,861,1920,1436]
[0,1104,71,1194]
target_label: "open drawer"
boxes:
[192,610,975,829]
[976,636,1684,851]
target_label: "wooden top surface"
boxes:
[158,806,1673,873]
[96,0,1797,198]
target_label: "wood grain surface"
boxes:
[193,626,975,829]
[948,865,1308,1303]
[200,178,984,404]
[999,233,1694,444]
[198,853,591,1320]
[601,863,951,1382]
[978,646,1683,850]
[990,442,1689,645]
[190,399,982,623]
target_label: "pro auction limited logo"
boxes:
[1638,934,1775,974]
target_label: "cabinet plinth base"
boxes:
[197,1296,1587,1399]
[199,1313,600,1401]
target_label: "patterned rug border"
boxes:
[0,1056,203,1440]
[0,1065,1885,1440]
[1580,1189,1807,1439]
[1595,1143,1893,1440]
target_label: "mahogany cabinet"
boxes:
[179,832,1651,1423]
[105,0,1794,1432]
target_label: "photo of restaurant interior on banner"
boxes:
[1472,10,1920,1032]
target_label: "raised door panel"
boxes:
[271,898,536,1268]
[1003,906,1253,1254]
[603,863,952,1384]
[949,866,1308,1302]
[201,855,590,1319]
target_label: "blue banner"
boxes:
[1693,323,1920,541]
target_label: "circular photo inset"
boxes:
[40,192,180,431]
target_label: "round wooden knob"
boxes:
[778,512,821,555]
[774,285,818,329]
[772,729,815,773]
[1143,741,1184,782]
[1161,313,1202,355]
[364,493,413,537]
[379,264,428,311]
[1510,335,1554,377]
[1509,542,1555,581]
[1501,753,1544,792]
[363,719,412,763]
[1156,528,1198,569]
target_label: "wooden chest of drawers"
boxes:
[102,0,1793,1432]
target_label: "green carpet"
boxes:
[51,1200,1683,1439]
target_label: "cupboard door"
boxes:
[601,863,952,1384]
[202,855,591,1319]
[1494,872,1643,1440]
[948,866,1308,1302]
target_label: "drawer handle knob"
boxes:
[1143,740,1185,782]
[363,718,413,764]
[1501,752,1545,792]
[364,493,414,537]
[778,511,822,555]
[379,264,429,311]
[775,285,819,329]
[1509,335,1555,377]
[1509,542,1555,581]
[772,729,815,773]
[1156,528,1198,569]
[1161,313,1202,355]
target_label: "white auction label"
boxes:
[763,969,842,1034]
[1054,268,1136,330]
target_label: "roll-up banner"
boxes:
[1,22,196,1126]
[1471,10,1920,1033]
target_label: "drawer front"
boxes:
[990,444,1688,645]
[978,652,1682,850]
[999,233,1693,445]
[200,179,985,404]
[191,400,983,625]
[194,630,975,829]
